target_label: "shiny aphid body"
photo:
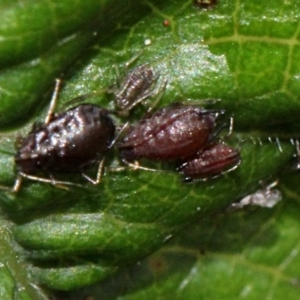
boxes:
[7,63,240,191]
[118,103,220,162]
[179,142,241,181]
[114,64,158,114]
[10,80,116,192]
[15,104,115,174]
[118,102,240,180]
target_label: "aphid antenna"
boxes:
[259,179,279,191]
[275,137,283,152]
[208,122,228,142]
[294,139,300,170]
[183,98,222,106]
[124,51,143,68]
[193,108,225,118]
[44,79,62,124]
[112,52,144,87]
[61,87,108,110]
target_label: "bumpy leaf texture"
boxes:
[0,0,299,299]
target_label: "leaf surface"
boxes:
[0,0,299,297]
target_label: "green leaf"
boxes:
[63,171,300,299]
[0,0,153,129]
[0,217,48,300]
[0,0,299,297]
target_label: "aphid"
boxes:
[114,64,162,116]
[11,79,116,192]
[229,181,282,210]
[193,0,217,9]
[179,142,241,181]
[118,103,222,163]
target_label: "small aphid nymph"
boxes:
[114,64,162,115]
[179,142,241,181]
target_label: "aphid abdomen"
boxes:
[119,105,217,162]
[180,143,241,181]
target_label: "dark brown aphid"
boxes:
[114,64,160,115]
[10,80,116,192]
[118,103,222,162]
[16,104,115,174]
[179,142,241,181]
[194,0,217,9]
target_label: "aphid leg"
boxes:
[109,159,164,173]
[82,158,105,185]
[207,114,234,143]
[109,122,130,148]
[121,159,166,173]
[0,173,23,193]
[0,174,22,193]
[208,122,227,142]
[264,179,279,191]
[12,173,23,192]
[294,139,300,170]
[226,116,234,138]
[45,79,62,124]
[145,78,168,114]
[17,172,85,189]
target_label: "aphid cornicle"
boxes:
[118,103,223,162]
[10,79,116,192]
[114,64,159,115]
[179,142,241,181]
